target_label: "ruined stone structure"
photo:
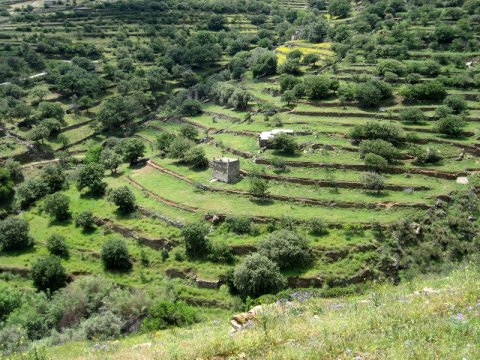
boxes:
[259,129,294,148]
[212,157,240,183]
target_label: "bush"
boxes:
[350,122,405,146]
[31,256,68,293]
[76,163,106,196]
[309,218,328,236]
[168,137,195,159]
[412,147,443,165]
[40,164,66,193]
[258,230,312,270]
[362,172,385,193]
[443,95,468,114]
[435,115,465,137]
[44,193,70,221]
[399,107,426,124]
[233,254,286,299]
[0,286,21,322]
[303,76,331,100]
[225,216,252,234]
[180,99,202,116]
[16,177,49,209]
[108,186,136,213]
[270,133,297,154]
[355,80,392,108]
[121,138,145,165]
[142,300,198,331]
[182,222,210,258]
[179,124,199,140]
[399,81,447,102]
[46,234,69,258]
[360,139,401,163]
[156,133,176,152]
[249,177,269,198]
[0,217,32,251]
[208,240,235,264]
[0,326,29,356]
[364,153,388,171]
[81,311,122,340]
[101,238,132,272]
[183,146,208,168]
[75,210,96,231]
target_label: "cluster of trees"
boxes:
[156,125,208,168]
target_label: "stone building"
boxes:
[212,157,240,183]
[259,129,294,148]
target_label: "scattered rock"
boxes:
[132,342,152,350]
[456,177,469,184]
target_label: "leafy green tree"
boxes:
[97,95,142,130]
[78,96,95,113]
[183,146,209,168]
[0,167,14,203]
[101,238,132,271]
[76,163,106,196]
[249,177,269,198]
[182,222,210,258]
[364,153,388,171]
[443,95,468,114]
[250,49,277,78]
[328,0,351,18]
[121,138,145,165]
[44,193,70,221]
[108,186,136,213]
[302,20,330,43]
[207,14,226,31]
[362,172,386,193]
[156,133,176,152]
[360,139,401,163]
[4,159,23,184]
[271,133,297,154]
[40,163,66,193]
[168,137,195,159]
[281,90,297,106]
[46,234,69,258]
[233,253,287,299]
[435,115,465,137]
[38,102,64,121]
[258,230,312,270]
[399,107,426,124]
[27,125,50,144]
[0,217,32,251]
[100,149,122,174]
[302,53,320,66]
[0,286,21,322]
[303,76,331,100]
[75,210,96,231]
[180,99,202,116]
[31,88,50,102]
[16,178,49,209]
[31,256,68,293]
[179,125,199,140]
[228,88,251,110]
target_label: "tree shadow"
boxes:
[249,197,274,206]
[49,217,73,227]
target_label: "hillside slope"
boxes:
[41,263,480,360]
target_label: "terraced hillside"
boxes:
[0,0,479,355]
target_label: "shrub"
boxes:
[108,186,136,213]
[0,286,21,322]
[81,311,122,340]
[233,254,287,299]
[412,147,443,165]
[258,230,312,270]
[0,217,32,251]
[156,133,176,152]
[101,238,132,272]
[435,115,465,137]
[364,153,389,171]
[208,240,235,264]
[44,193,70,221]
[46,234,69,258]
[121,138,145,165]
[76,163,106,196]
[309,218,328,236]
[350,122,405,146]
[180,99,202,116]
[16,177,49,209]
[399,107,426,124]
[279,74,301,93]
[75,210,96,231]
[179,124,199,140]
[0,326,29,356]
[270,133,297,154]
[142,300,198,331]
[360,139,401,163]
[443,95,468,114]
[168,137,195,159]
[31,256,68,293]
[249,177,269,198]
[40,164,66,193]
[355,80,392,108]
[303,76,331,100]
[183,146,208,168]
[399,81,447,102]
[182,222,210,258]
[225,216,252,234]
[362,172,385,193]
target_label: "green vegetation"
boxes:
[0,0,479,355]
